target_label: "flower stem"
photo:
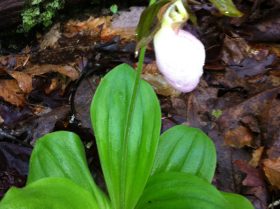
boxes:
[149,0,156,5]
[121,46,146,209]
[125,46,146,135]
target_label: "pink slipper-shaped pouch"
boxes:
[154,26,205,92]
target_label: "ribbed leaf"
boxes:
[209,0,243,17]
[91,64,161,209]
[136,172,234,209]
[221,192,254,209]
[152,125,216,182]
[27,131,110,209]
[0,178,100,209]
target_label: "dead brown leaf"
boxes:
[142,63,180,97]
[263,158,280,189]
[0,80,25,107]
[44,78,59,94]
[218,87,280,147]
[39,23,61,50]
[9,71,33,93]
[235,160,265,187]
[224,125,253,148]
[64,16,111,35]
[0,115,3,124]
[221,34,251,65]
[0,55,30,70]
[25,64,79,80]
[250,147,264,167]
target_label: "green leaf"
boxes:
[110,4,118,14]
[209,0,243,17]
[136,0,171,49]
[221,192,254,209]
[136,172,234,209]
[27,131,110,209]
[91,64,161,209]
[0,178,100,209]
[152,125,216,182]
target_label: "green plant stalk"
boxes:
[149,0,156,5]
[120,46,146,209]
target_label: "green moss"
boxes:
[20,0,64,32]
[211,109,223,119]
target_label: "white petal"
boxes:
[154,26,205,92]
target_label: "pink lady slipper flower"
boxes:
[153,0,205,92]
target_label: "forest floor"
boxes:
[0,1,280,209]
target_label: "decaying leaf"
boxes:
[39,23,61,50]
[218,87,280,148]
[235,160,268,209]
[263,158,280,189]
[9,71,33,93]
[0,55,30,70]
[64,16,111,36]
[221,34,251,65]
[0,80,25,107]
[141,62,180,96]
[249,147,264,167]
[25,64,79,80]
[224,125,253,148]
[0,115,4,124]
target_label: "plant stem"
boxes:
[124,47,146,143]
[149,0,156,5]
[120,46,146,209]
[124,47,146,141]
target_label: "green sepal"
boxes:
[152,125,216,182]
[91,64,161,209]
[136,172,234,209]
[136,0,171,50]
[0,177,101,209]
[27,131,110,209]
[209,0,243,17]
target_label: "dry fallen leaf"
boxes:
[221,34,251,65]
[141,63,180,96]
[64,16,111,35]
[263,158,280,189]
[235,160,265,187]
[224,125,253,148]
[39,23,61,50]
[0,115,4,124]
[0,80,25,107]
[9,71,33,93]
[250,147,264,167]
[25,64,79,80]
[45,78,60,94]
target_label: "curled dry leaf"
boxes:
[263,158,280,189]
[235,160,266,187]
[234,160,268,208]
[9,71,33,93]
[141,62,180,97]
[64,16,111,36]
[224,125,253,148]
[39,23,61,50]
[0,80,25,107]
[221,34,251,65]
[25,64,79,80]
[249,147,264,167]
[44,78,60,94]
